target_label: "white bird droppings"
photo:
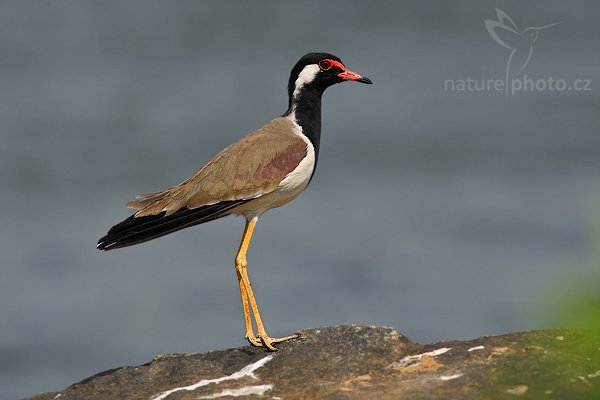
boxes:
[150,355,274,400]
[440,373,464,381]
[198,384,273,398]
[468,345,485,352]
[391,347,452,367]
[426,347,452,357]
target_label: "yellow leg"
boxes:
[235,221,261,347]
[236,270,259,345]
[235,218,297,350]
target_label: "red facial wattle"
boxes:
[318,58,372,84]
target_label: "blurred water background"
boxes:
[1,1,599,398]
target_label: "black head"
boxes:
[286,52,372,101]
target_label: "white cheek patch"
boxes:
[292,64,320,99]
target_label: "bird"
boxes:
[97,52,372,350]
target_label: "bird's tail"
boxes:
[97,200,247,250]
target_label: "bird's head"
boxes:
[287,52,372,101]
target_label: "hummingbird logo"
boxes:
[485,8,561,95]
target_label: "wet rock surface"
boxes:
[23,325,600,400]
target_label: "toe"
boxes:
[258,334,297,351]
[246,334,263,347]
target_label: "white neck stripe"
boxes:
[292,64,320,100]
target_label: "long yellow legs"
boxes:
[235,217,297,350]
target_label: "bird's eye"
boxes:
[318,60,332,71]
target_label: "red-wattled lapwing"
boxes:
[97,52,372,350]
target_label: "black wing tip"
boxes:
[97,216,137,251]
[97,232,124,250]
[96,200,247,251]
[96,239,116,251]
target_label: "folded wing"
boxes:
[98,117,307,250]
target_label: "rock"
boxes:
[23,325,600,400]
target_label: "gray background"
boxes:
[2,1,599,399]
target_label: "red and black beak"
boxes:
[338,69,372,84]
[320,58,373,84]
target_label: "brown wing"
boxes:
[128,117,307,217]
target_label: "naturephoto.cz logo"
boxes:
[444,8,592,96]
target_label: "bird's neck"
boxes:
[282,88,323,160]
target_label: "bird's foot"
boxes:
[259,333,297,351]
[245,333,263,347]
[247,333,297,351]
